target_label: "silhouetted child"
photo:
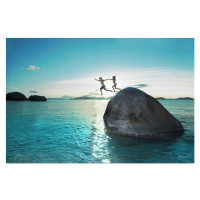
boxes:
[110,76,121,92]
[94,77,113,95]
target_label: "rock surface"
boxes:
[103,87,184,138]
[6,92,27,101]
[29,95,47,101]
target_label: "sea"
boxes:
[6,99,194,163]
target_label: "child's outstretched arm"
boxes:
[94,78,99,81]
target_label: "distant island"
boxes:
[156,97,166,100]
[6,92,47,101]
[47,96,112,100]
[6,92,194,101]
[72,96,111,100]
[175,97,194,100]
[47,96,194,100]
[156,97,194,100]
[47,98,65,100]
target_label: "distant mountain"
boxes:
[47,95,73,100]
[62,95,73,99]
[48,96,194,101]
[175,97,194,100]
[47,98,64,100]
[156,97,194,100]
[72,96,112,100]
[156,97,166,100]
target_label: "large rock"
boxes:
[29,95,47,101]
[103,87,184,139]
[6,92,27,101]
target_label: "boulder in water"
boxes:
[29,95,47,101]
[6,92,27,101]
[103,87,184,139]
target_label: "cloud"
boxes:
[29,90,38,93]
[133,84,149,88]
[25,65,40,70]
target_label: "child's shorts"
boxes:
[100,85,106,90]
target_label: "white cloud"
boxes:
[29,90,38,93]
[133,84,149,88]
[25,65,40,70]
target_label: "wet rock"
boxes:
[6,92,27,101]
[29,95,47,101]
[103,87,184,139]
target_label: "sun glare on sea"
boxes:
[102,92,114,98]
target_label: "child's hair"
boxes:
[113,76,116,80]
[99,77,102,80]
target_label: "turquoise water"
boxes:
[6,100,194,163]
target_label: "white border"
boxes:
[1,1,199,200]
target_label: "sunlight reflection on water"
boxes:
[91,100,110,163]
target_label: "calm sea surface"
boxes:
[6,100,194,163]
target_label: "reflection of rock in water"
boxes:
[104,87,184,139]
[105,127,178,145]
[104,128,179,163]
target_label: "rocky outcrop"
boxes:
[6,92,27,101]
[103,87,184,139]
[29,95,47,101]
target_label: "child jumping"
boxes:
[94,77,113,95]
[110,76,121,92]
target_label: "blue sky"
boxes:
[6,38,194,98]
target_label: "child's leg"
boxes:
[112,85,115,92]
[100,89,103,95]
[103,85,112,92]
[116,87,121,90]
[115,85,121,90]
[105,89,113,92]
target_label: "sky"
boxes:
[6,38,194,98]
